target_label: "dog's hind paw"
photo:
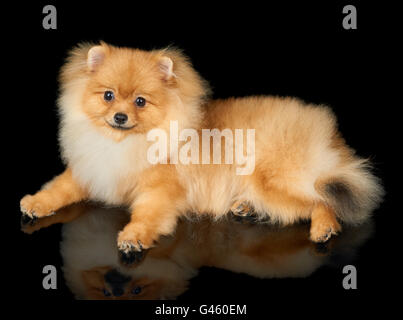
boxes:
[230,201,270,224]
[230,201,255,217]
[310,221,341,243]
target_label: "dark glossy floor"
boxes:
[19,202,379,300]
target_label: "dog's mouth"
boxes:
[105,120,136,131]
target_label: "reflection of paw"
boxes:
[314,241,331,255]
[310,219,341,243]
[20,194,56,219]
[118,241,147,266]
[117,229,151,266]
[232,213,260,224]
[21,212,38,227]
[21,214,50,234]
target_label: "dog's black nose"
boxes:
[114,113,128,125]
[104,269,131,285]
[112,287,124,297]
[104,269,130,297]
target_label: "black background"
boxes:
[4,1,399,317]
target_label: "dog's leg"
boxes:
[310,202,341,243]
[20,168,88,221]
[117,195,182,266]
[117,167,185,266]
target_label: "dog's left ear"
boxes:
[87,45,108,72]
[158,56,175,80]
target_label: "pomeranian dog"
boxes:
[20,42,383,264]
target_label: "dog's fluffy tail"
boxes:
[316,159,384,225]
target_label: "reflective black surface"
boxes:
[21,203,375,300]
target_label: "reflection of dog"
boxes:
[23,204,373,299]
[59,205,195,300]
[20,42,383,265]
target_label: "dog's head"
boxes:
[80,266,187,300]
[60,207,193,300]
[59,42,210,141]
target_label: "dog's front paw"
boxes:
[117,229,151,266]
[20,194,56,219]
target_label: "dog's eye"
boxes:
[135,97,146,107]
[131,286,142,295]
[103,288,112,297]
[104,91,114,102]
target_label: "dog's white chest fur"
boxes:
[60,115,149,204]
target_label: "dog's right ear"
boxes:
[87,45,108,71]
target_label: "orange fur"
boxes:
[20,168,87,218]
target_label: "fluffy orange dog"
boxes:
[20,42,383,264]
